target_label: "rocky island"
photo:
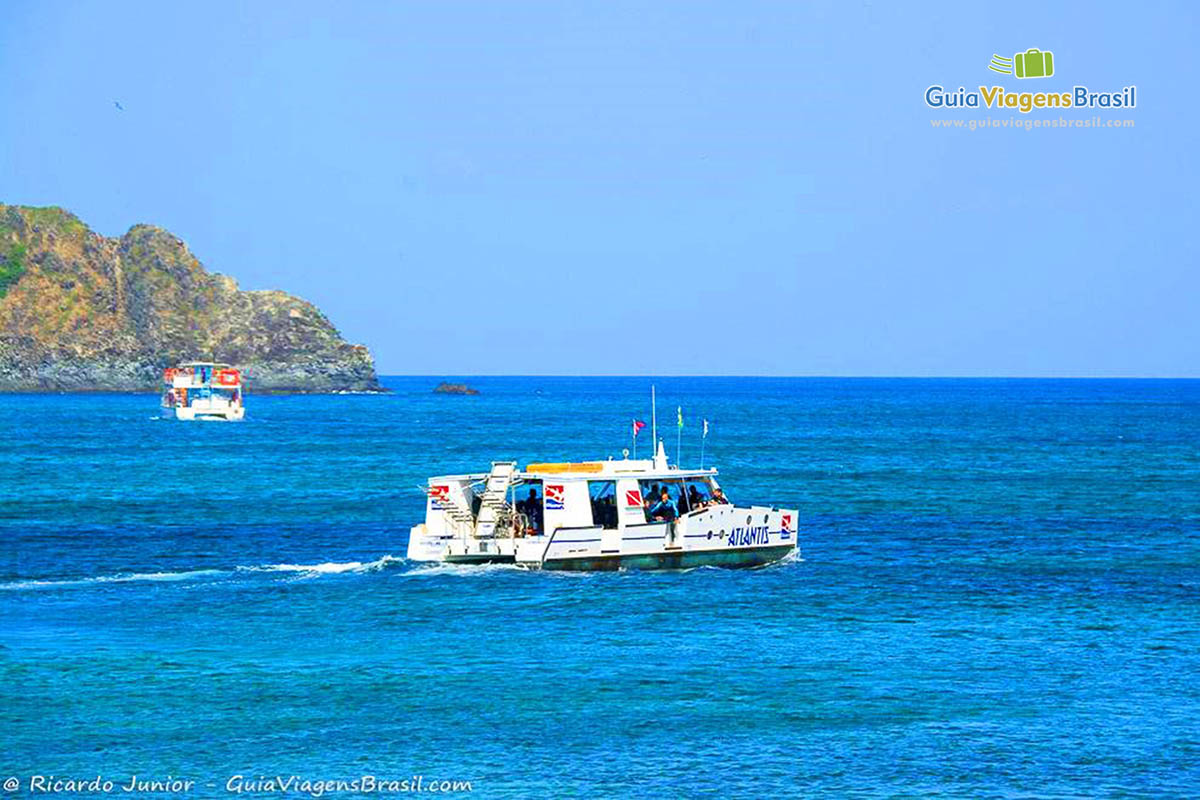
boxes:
[0,204,382,392]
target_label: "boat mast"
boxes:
[651,384,657,453]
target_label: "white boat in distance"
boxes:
[407,441,798,571]
[161,362,245,421]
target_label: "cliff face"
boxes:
[0,204,382,392]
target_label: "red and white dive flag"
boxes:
[632,419,647,437]
[429,485,449,509]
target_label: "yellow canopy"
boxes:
[524,461,605,474]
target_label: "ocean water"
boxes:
[2,377,1198,798]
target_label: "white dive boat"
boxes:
[407,442,798,571]
[161,362,245,421]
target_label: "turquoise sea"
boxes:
[2,377,1199,798]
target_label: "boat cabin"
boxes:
[421,446,728,540]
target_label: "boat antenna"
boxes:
[651,385,657,451]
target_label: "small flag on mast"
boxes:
[632,419,646,437]
[675,406,684,467]
[703,419,709,438]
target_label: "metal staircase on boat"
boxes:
[476,461,517,535]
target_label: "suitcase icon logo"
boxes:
[988,48,1055,79]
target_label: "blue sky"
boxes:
[1,1,1196,376]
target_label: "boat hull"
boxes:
[444,553,517,565]
[515,505,798,571]
[162,406,245,421]
[538,543,794,571]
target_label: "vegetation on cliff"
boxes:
[0,244,26,297]
[0,204,382,392]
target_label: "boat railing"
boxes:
[499,510,531,538]
[444,516,476,540]
[164,367,242,390]
[168,378,242,389]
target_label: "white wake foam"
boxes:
[399,561,524,579]
[1,555,406,590]
[243,555,404,576]
[0,568,229,591]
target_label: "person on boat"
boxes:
[650,489,677,522]
[711,487,729,505]
[641,484,658,516]
[515,495,527,533]
[687,485,705,511]
[520,488,542,534]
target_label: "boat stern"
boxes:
[778,507,800,559]
[406,524,450,562]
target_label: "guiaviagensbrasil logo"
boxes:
[989,48,1054,79]
[926,47,1136,114]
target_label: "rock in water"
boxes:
[433,382,479,395]
[0,204,383,392]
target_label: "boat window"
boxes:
[514,481,544,535]
[640,479,685,523]
[588,481,618,529]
